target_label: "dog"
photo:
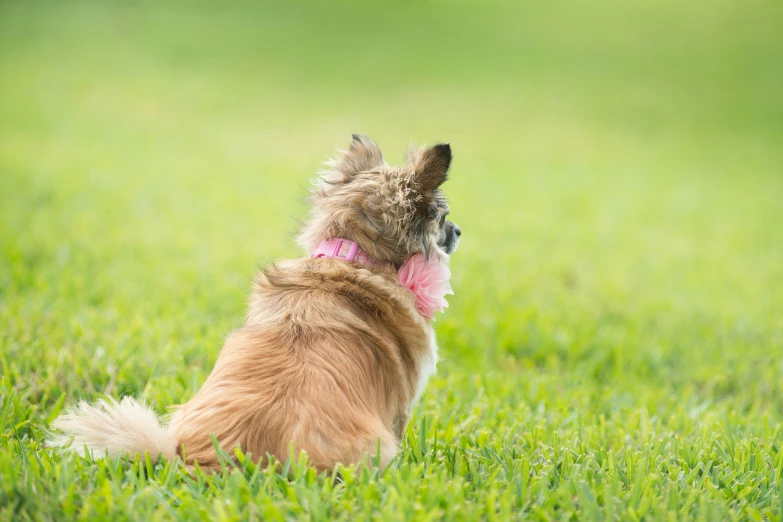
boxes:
[50,135,460,471]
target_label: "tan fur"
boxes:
[49,135,457,472]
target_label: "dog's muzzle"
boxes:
[439,221,461,255]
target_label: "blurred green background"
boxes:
[2,0,783,518]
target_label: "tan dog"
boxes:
[50,135,461,471]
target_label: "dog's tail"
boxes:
[49,397,177,462]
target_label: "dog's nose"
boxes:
[454,225,462,237]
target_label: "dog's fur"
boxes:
[50,135,460,471]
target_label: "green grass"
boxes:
[2,0,783,519]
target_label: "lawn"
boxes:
[1,0,783,519]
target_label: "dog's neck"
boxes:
[312,237,453,320]
[312,237,454,319]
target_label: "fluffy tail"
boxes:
[49,397,177,462]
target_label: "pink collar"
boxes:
[312,238,453,320]
[311,238,385,269]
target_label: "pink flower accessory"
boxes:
[397,254,453,320]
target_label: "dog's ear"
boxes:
[407,143,451,192]
[335,134,384,177]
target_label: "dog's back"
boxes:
[170,258,431,470]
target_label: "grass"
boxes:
[1,0,783,519]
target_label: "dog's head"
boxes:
[298,134,461,267]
